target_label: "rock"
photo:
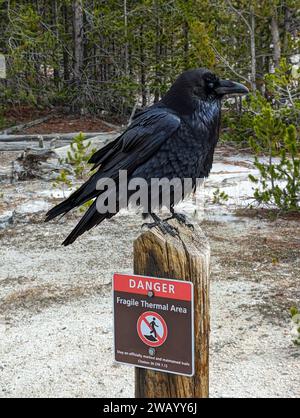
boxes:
[0,211,14,229]
[0,168,11,181]
[12,149,66,181]
[13,201,51,222]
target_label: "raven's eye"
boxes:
[207,82,214,89]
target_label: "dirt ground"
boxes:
[21,115,115,134]
[1,106,51,128]
[0,147,299,398]
[1,106,117,134]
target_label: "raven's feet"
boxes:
[165,212,194,230]
[142,213,178,237]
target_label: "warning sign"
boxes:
[113,273,194,376]
[137,311,168,347]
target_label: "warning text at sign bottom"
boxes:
[116,349,191,371]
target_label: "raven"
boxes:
[45,68,248,245]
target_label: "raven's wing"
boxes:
[45,108,181,244]
[88,107,161,170]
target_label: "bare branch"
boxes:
[210,44,249,84]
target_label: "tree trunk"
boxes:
[250,7,256,91]
[154,0,161,103]
[52,0,59,86]
[283,6,291,54]
[140,24,147,107]
[73,0,84,83]
[124,0,129,77]
[63,4,70,82]
[183,20,189,70]
[271,13,281,68]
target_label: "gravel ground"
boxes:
[0,148,299,398]
[0,213,299,398]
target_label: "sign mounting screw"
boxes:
[149,347,156,357]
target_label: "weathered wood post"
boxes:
[134,219,210,398]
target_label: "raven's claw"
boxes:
[165,212,194,230]
[142,216,178,237]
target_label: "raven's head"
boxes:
[178,68,249,100]
[162,68,249,114]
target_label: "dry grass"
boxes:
[235,208,300,221]
[0,282,110,316]
[202,218,300,322]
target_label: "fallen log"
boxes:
[0,131,119,151]
[54,132,118,160]
[0,168,11,180]
[0,140,72,152]
[12,148,73,181]
[0,115,53,135]
[5,132,118,180]
[0,132,115,142]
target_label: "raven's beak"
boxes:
[215,80,249,96]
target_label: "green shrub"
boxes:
[64,132,96,179]
[53,133,96,209]
[290,307,300,346]
[221,98,255,145]
[249,109,300,212]
[212,188,229,205]
[245,60,300,212]
[0,105,7,130]
[221,60,300,149]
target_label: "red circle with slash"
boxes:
[137,311,168,347]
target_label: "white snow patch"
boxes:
[38,188,76,199]
[15,200,51,215]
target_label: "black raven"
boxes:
[45,68,248,245]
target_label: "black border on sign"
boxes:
[112,272,195,377]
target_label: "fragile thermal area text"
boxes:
[116,296,188,314]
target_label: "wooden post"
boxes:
[134,219,210,398]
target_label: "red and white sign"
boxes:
[113,273,192,301]
[113,273,194,376]
[137,311,168,347]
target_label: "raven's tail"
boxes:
[45,175,119,245]
[45,173,99,222]
[61,201,113,246]
[45,198,74,222]
[45,137,121,223]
